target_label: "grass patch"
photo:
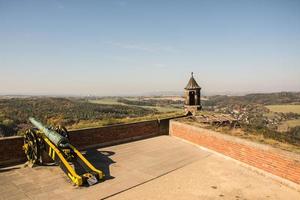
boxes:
[266,105,300,114]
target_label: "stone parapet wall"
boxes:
[169,120,300,185]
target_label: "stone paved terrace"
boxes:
[0,136,300,200]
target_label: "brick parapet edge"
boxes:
[169,120,300,185]
[0,115,185,167]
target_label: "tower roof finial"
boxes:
[185,72,201,90]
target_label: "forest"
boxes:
[0,97,161,137]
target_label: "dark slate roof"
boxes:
[185,73,201,90]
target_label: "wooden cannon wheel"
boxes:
[23,129,41,165]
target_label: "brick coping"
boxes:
[171,120,300,161]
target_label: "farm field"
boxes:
[277,119,300,132]
[266,105,300,114]
[143,96,185,101]
[89,97,182,113]
[89,98,126,105]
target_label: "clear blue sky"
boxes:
[0,0,300,96]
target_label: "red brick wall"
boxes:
[0,136,26,166]
[0,117,175,166]
[170,120,300,185]
[70,120,161,149]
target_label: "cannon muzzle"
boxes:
[29,117,70,148]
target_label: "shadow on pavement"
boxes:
[84,149,116,180]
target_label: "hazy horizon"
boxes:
[0,89,299,97]
[1,0,300,96]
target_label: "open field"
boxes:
[266,105,300,114]
[277,119,300,132]
[143,96,185,101]
[88,97,142,105]
[89,97,182,113]
[88,98,126,105]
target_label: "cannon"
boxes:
[23,118,104,186]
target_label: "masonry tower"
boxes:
[184,72,202,115]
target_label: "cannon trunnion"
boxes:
[23,118,104,186]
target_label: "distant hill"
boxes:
[203,92,300,107]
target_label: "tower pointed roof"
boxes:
[185,72,201,90]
